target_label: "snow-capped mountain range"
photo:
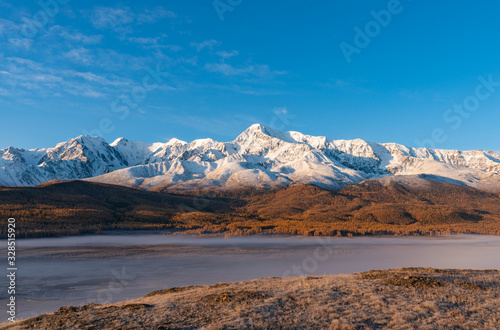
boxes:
[1,124,499,192]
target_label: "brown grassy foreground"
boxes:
[3,268,499,329]
[2,179,500,238]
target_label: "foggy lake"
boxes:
[3,233,500,321]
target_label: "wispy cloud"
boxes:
[217,50,239,59]
[202,83,286,96]
[191,39,220,52]
[61,47,150,71]
[7,57,44,71]
[126,36,183,53]
[127,36,160,45]
[137,7,176,24]
[31,74,64,83]
[0,18,15,34]
[48,26,103,45]
[0,4,286,120]
[89,6,177,34]
[90,7,135,32]
[398,88,422,99]
[317,79,371,93]
[64,48,94,65]
[163,45,183,52]
[205,62,285,79]
[0,18,34,50]
[65,84,105,98]
[7,38,33,51]
[0,57,135,99]
[64,71,133,87]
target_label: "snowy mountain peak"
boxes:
[166,138,187,146]
[238,123,297,143]
[110,137,128,146]
[0,147,25,163]
[70,134,108,146]
[247,123,265,131]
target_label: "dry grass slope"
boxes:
[3,268,499,329]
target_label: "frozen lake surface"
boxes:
[3,233,500,321]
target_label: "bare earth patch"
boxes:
[3,268,500,329]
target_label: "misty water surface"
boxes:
[2,233,500,321]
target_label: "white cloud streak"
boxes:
[205,62,285,79]
[191,39,221,52]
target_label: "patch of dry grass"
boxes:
[3,268,499,329]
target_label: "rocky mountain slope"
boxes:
[1,124,499,192]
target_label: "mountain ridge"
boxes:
[1,124,499,192]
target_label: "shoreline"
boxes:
[4,227,500,241]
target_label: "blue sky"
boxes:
[1,0,499,151]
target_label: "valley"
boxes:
[1,179,500,238]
